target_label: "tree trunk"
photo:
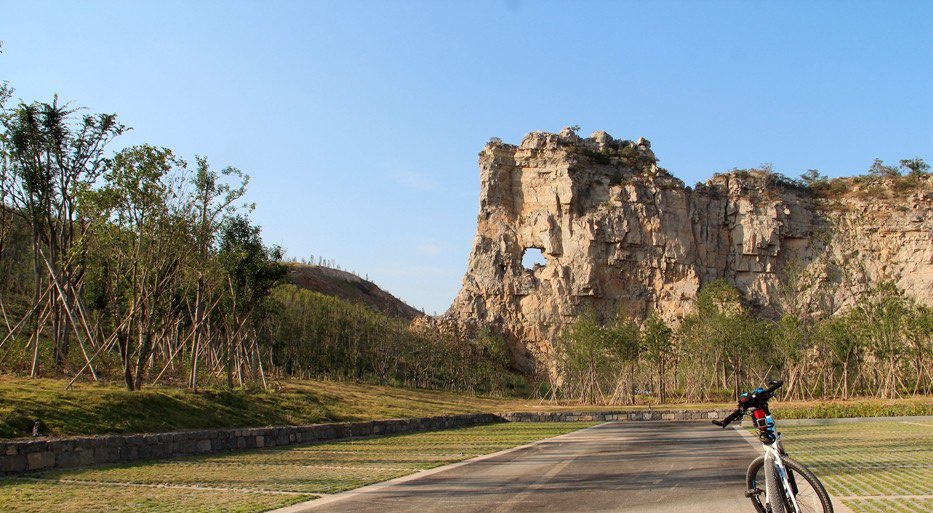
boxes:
[189,275,204,392]
[117,328,135,391]
[29,235,42,377]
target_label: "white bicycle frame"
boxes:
[762,431,802,513]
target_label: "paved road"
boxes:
[283,421,760,513]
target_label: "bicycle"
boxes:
[712,380,834,513]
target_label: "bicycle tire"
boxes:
[746,455,834,513]
[765,454,786,513]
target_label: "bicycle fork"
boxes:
[765,444,801,513]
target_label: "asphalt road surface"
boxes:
[283,421,760,513]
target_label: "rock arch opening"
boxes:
[521,247,547,271]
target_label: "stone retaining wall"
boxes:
[0,409,732,476]
[498,409,734,423]
[0,413,500,475]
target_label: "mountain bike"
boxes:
[712,380,834,513]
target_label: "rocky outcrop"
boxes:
[438,129,932,373]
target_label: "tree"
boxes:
[2,97,126,375]
[554,308,639,404]
[607,316,640,405]
[868,158,899,178]
[89,145,192,390]
[640,312,672,402]
[679,280,763,400]
[899,158,929,178]
[902,304,932,395]
[218,215,286,388]
[800,169,828,189]
[188,157,249,391]
[812,312,862,400]
[851,283,914,399]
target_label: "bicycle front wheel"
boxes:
[746,455,834,513]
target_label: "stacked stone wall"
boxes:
[0,413,499,475]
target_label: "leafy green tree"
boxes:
[800,169,828,189]
[87,145,192,389]
[902,304,932,395]
[218,215,287,387]
[679,279,766,400]
[851,282,912,398]
[554,309,606,403]
[899,158,929,178]
[812,311,862,400]
[2,97,126,374]
[640,312,672,402]
[607,316,640,405]
[188,157,249,391]
[554,308,639,404]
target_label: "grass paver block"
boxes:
[779,420,932,513]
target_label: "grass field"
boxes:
[0,422,594,513]
[0,376,547,439]
[780,420,933,513]
[2,375,929,440]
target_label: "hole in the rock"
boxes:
[522,247,547,270]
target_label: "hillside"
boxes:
[286,262,422,320]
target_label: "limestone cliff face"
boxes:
[440,129,932,373]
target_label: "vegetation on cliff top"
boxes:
[706,157,930,201]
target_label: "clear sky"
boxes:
[1,1,930,314]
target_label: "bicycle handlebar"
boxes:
[711,380,784,429]
[765,379,784,395]
[712,408,743,428]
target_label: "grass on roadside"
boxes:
[0,480,312,513]
[773,399,932,420]
[1,375,930,440]
[1,422,595,513]
[780,420,933,513]
[0,375,542,439]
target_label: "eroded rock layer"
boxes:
[440,129,932,373]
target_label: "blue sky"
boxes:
[1,1,930,314]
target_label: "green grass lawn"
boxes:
[0,375,550,439]
[0,422,595,513]
[2,375,929,440]
[780,420,933,513]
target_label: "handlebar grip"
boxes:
[766,380,784,394]
[712,408,743,428]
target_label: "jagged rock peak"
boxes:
[513,128,652,154]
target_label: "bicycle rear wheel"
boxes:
[746,455,834,513]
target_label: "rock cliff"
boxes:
[439,128,932,373]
